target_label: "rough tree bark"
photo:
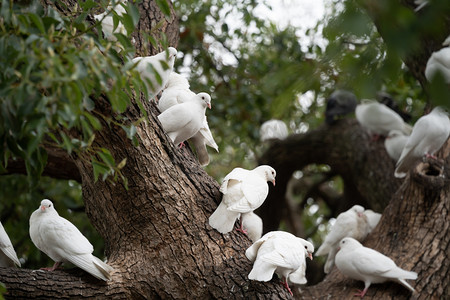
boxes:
[1,0,449,299]
[0,0,291,298]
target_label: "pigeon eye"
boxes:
[304,245,307,249]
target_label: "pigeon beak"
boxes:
[207,103,211,109]
[337,246,341,251]
[308,253,313,260]
[272,179,276,186]
[357,212,363,217]
[41,206,45,211]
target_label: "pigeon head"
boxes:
[255,165,276,186]
[167,47,177,61]
[39,199,55,213]
[302,240,315,260]
[350,205,365,217]
[339,237,362,251]
[197,92,212,109]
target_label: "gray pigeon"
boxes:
[325,90,357,125]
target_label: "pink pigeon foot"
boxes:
[281,279,293,296]
[425,153,437,159]
[178,142,185,149]
[354,288,368,298]
[236,217,248,234]
[40,261,62,271]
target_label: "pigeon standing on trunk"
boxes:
[29,199,114,281]
[245,231,314,296]
[395,106,450,178]
[132,47,177,100]
[315,205,371,274]
[158,92,212,147]
[335,237,417,298]
[209,165,276,234]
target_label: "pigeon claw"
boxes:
[281,279,293,296]
[236,227,248,234]
[354,289,367,298]
[178,142,185,149]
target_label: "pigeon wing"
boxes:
[40,217,94,256]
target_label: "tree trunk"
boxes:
[1,1,449,299]
[0,1,291,298]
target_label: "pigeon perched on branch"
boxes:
[208,165,276,234]
[245,231,314,296]
[0,221,21,267]
[241,212,263,243]
[316,205,374,274]
[94,0,127,42]
[132,47,177,100]
[384,130,409,161]
[395,106,450,178]
[158,73,218,166]
[29,199,114,281]
[335,237,417,298]
[355,100,412,138]
[259,120,289,141]
[325,90,357,125]
[158,92,212,148]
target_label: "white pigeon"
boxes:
[29,199,114,281]
[208,165,276,234]
[363,210,382,233]
[384,130,409,161]
[158,73,219,166]
[355,100,412,138]
[425,47,450,84]
[315,205,370,274]
[158,92,211,147]
[132,47,177,100]
[335,237,418,298]
[94,0,127,42]
[241,212,263,243]
[0,221,21,267]
[260,120,289,142]
[245,231,314,296]
[158,72,193,112]
[395,106,450,178]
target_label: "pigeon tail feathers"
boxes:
[248,260,277,282]
[208,201,239,233]
[69,254,113,281]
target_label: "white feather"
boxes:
[335,237,417,297]
[0,222,21,267]
[209,166,276,234]
[29,199,113,281]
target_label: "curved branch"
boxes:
[258,119,402,232]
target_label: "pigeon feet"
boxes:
[354,288,368,298]
[424,153,437,159]
[178,142,185,149]
[236,227,248,234]
[281,279,293,296]
[40,262,62,271]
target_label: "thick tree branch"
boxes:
[258,119,401,232]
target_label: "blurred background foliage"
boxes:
[0,0,448,277]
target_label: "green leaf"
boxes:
[117,158,126,169]
[98,148,115,166]
[28,13,46,34]
[155,0,171,17]
[92,160,109,182]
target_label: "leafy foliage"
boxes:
[0,0,143,187]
